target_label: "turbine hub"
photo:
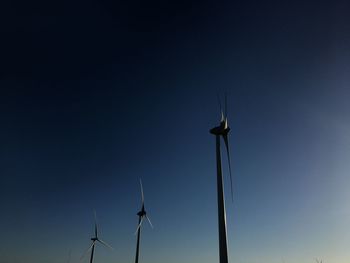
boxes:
[137,210,146,217]
[210,120,230,136]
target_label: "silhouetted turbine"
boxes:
[81,211,113,263]
[210,94,233,263]
[134,179,153,263]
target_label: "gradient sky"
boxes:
[1,1,350,263]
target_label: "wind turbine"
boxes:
[210,94,233,263]
[67,249,71,263]
[134,179,153,263]
[81,211,113,263]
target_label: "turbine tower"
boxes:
[134,179,153,263]
[210,95,233,263]
[81,211,113,263]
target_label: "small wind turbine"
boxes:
[210,93,233,263]
[67,249,71,263]
[134,179,153,263]
[81,211,113,263]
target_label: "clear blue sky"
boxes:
[0,1,350,263]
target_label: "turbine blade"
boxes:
[145,215,153,228]
[98,239,114,250]
[216,89,223,116]
[221,111,224,122]
[140,179,144,205]
[224,117,228,129]
[224,91,228,118]
[222,133,234,202]
[80,241,95,260]
[134,217,144,235]
[94,210,98,238]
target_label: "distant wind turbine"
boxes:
[134,179,153,263]
[210,93,233,263]
[81,211,113,263]
[67,249,71,263]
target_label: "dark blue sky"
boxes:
[1,1,350,263]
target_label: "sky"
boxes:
[1,0,350,263]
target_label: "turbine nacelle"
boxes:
[210,118,230,136]
[137,209,146,217]
[210,109,230,135]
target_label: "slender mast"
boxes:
[215,135,229,263]
[90,244,95,263]
[135,216,142,263]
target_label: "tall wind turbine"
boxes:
[134,179,153,263]
[81,211,113,263]
[210,95,233,263]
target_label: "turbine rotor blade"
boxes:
[224,117,228,129]
[80,241,95,260]
[94,210,98,238]
[222,134,234,202]
[134,217,144,235]
[216,90,223,117]
[139,179,144,205]
[224,91,228,118]
[97,239,114,250]
[145,215,153,228]
[221,111,224,122]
